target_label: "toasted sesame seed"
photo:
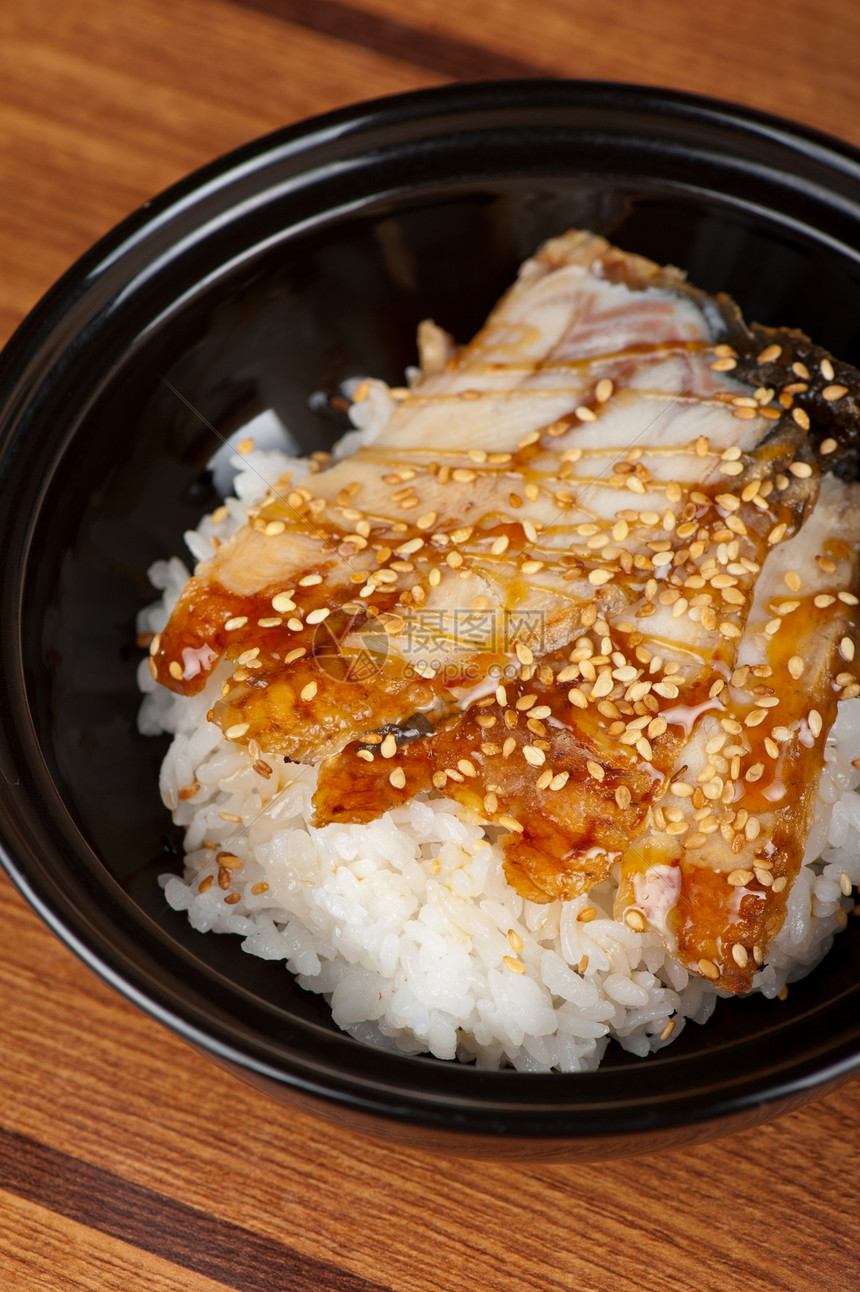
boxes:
[549,772,570,791]
[808,709,823,738]
[503,954,526,974]
[791,406,811,430]
[491,535,510,555]
[710,357,737,372]
[822,384,848,401]
[523,745,546,767]
[216,851,242,871]
[357,749,374,762]
[578,907,597,923]
[388,767,406,790]
[698,958,720,979]
[498,815,524,833]
[756,344,782,363]
[380,733,397,758]
[225,722,250,740]
[589,671,613,700]
[168,660,184,680]
[731,943,749,969]
[507,928,524,954]
[458,758,477,778]
[595,377,614,403]
[575,405,597,422]
[814,594,836,608]
[271,592,296,613]
[515,641,534,665]
[300,680,318,702]
[840,636,856,661]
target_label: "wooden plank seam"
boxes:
[0,1126,389,1292]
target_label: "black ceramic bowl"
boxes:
[2,80,860,1161]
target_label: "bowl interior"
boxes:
[4,83,860,1150]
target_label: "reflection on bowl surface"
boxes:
[1,80,860,1159]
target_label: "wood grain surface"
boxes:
[1,2,860,1289]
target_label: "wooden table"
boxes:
[2,2,860,1288]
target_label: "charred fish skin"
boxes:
[151,229,860,993]
[724,320,860,481]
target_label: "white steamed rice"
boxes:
[136,411,860,1073]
